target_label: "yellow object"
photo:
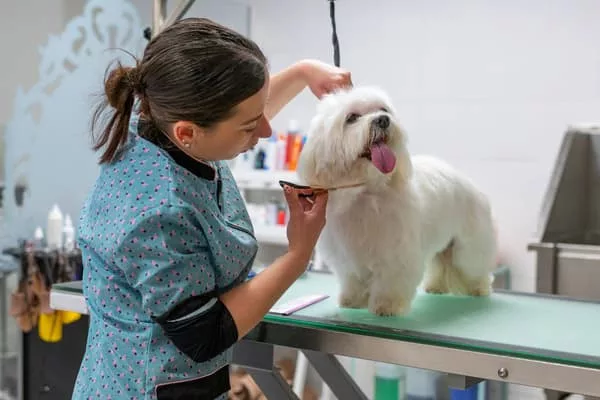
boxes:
[61,310,81,324]
[38,312,63,343]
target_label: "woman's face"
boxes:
[170,79,272,162]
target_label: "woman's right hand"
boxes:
[282,185,329,265]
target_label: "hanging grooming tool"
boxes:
[328,0,340,67]
[274,2,358,197]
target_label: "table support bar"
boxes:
[302,349,369,400]
[233,341,300,400]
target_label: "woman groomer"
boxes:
[72,17,351,400]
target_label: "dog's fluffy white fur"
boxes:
[297,86,497,316]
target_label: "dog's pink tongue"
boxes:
[370,142,396,174]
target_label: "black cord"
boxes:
[329,0,340,67]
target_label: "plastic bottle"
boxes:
[63,214,75,251]
[289,133,303,170]
[46,204,63,250]
[265,132,278,170]
[276,132,287,170]
[33,226,44,249]
[286,120,300,170]
[374,362,405,400]
[254,147,266,170]
[406,367,439,400]
[266,198,278,226]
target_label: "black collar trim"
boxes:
[138,119,216,181]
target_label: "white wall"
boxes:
[0,1,68,124]
[4,0,600,293]
[246,0,600,293]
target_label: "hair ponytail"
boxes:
[91,61,141,164]
[91,18,269,164]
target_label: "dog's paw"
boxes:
[464,276,493,297]
[368,295,411,317]
[468,283,492,297]
[339,290,369,309]
[424,283,449,295]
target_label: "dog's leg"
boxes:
[368,258,422,316]
[423,244,453,295]
[449,229,496,297]
[338,268,371,309]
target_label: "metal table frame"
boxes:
[50,284,600,399]
[230,320,600,400]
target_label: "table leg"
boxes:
[233,340,300,400]
[0,275,6,389]
[301,350,369,400]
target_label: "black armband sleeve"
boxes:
[153,294,239,363]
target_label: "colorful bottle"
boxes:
[286,120,300,170]
[288,133,303,170]
[375,362,405,400]
[276,132,287,170]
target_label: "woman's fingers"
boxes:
[282,185,303,217]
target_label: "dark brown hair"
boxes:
[91,18,268,164]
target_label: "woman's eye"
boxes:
[346,113,360,124]
[243,126,257,133]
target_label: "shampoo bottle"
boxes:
[265,133,278,170]
[63,214,75,251]
[286,120,300,170]
[47,204,63,250]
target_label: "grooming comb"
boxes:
[278,180,365,197]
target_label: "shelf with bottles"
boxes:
[247,198,289,246]
[230,120,305,190]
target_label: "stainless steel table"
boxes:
[51,271,600,400]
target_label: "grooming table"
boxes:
[50,271,600,399]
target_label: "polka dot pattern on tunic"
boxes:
[71,106,258,400]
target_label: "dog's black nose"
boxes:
[374,115,390,129]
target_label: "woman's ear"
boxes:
[172,121,200,148]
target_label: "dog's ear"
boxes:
[296,125,321,185]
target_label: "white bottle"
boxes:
[63,214,75,251]
[33,226,44,248]
[46,204,63,250]
[265,132,278,170]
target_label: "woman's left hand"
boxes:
[300,59,353,99]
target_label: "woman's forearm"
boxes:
[264,61,310,120]
[219,251,309,339]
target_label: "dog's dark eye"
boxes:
[380,107,389,113]
[346,113,360,124]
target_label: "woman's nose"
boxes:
[255,116,272,139]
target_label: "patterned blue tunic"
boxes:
[72,107,258,399]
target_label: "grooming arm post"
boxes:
[152,0,197,37]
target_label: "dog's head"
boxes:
[297,86,412,189]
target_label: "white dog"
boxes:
[296,86,497,317]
